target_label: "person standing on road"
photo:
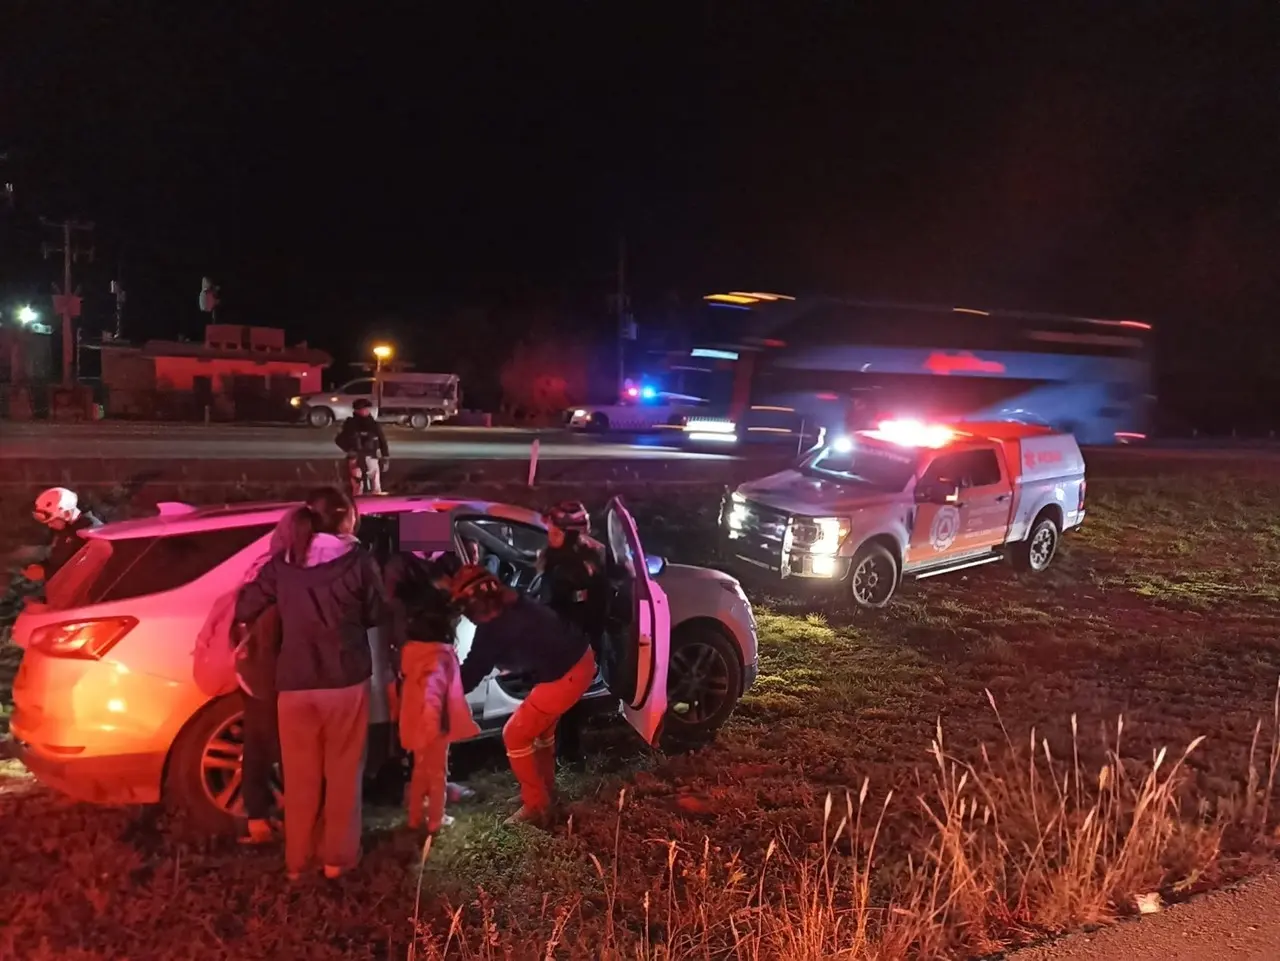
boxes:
[538,501,608,765]
[335,399,390,495]
[23,487,102,583]
[235,486,389,880]
[442,565,596,826]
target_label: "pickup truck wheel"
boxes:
[1014,515,1060,572]
[408,412,430,430]
[849,542,898,608]
[306,407,334,428]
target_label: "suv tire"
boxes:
[164,695,246,836]
[662,624,743,748]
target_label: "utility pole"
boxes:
[41,217,95,387]
[110,277,126,340]
[617,236,626,396]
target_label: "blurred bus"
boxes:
[672,293,1153,447]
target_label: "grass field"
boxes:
[3,457,1280,959]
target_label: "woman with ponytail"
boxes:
[235,486,388,880]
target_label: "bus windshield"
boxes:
[799,439,918,492]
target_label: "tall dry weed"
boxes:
[412,692,1278,960]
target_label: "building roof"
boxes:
[102,338,331,367]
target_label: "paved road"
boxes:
[4,422,1280,468]
[1010,869,1280,961]
[0,422,735,461]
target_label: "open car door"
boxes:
[601,497,670,745]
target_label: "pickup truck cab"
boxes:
[721,419,1086,608]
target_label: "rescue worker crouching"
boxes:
[24,487,103,583]
[442,564,596,827]
[538,501,608,765]
[336,399,390,495]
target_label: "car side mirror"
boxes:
[645,554,666,577]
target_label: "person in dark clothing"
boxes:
[443,564,595,826]
[234,605,283,843]
[231,516,292,846]
[235,486,388,880]
[538,501,608,764]
[336,399,390,495]
[23,487,102,583]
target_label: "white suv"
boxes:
[9,496,757,832]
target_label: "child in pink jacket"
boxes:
[400,639,480,831]
[396,561,481,833]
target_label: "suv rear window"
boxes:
[47,524,274,609]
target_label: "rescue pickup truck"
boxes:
[721,419,1086,608]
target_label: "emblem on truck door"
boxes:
[929,505,961,551]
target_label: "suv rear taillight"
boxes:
[1078,479,1087,512]
[29,617,138,660]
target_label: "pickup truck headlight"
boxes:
[290,396,302,408]
[726,491,748,531]
[792,516,851,555]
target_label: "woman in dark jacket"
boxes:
[236,487,387,880]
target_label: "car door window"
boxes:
[921,450,1001,491]
[87,525,276,604]
[963,449,1002,487]
[601,497,670,745]
[341,379,374,395]
[921,453,969,490]
[454,516,546,590]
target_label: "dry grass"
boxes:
[407,690,1278,961]
[3,455,1280,958]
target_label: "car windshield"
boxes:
[798,438,918,491]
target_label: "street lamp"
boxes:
[16,305,38,325]
[372,343,393,373]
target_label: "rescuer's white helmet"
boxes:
[33,487,80,528]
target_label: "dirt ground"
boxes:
[2,456,1280,959]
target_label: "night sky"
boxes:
[2,3,1277,384]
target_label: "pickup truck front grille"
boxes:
[724,498,790,572]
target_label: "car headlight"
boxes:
[792,516,851,555]
[290,396,302,407]
[726,491,748,530]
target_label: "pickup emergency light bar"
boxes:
[865,419,955,449]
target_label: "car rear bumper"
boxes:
[6,736,162,805]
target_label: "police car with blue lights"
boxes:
[720,419,1087,608]
[566,380,710,434]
